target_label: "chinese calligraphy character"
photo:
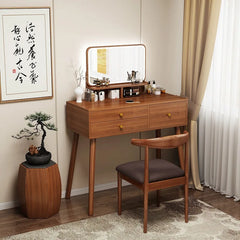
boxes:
[11,25,20,34]
[29,70,38,84]
[15,72,27,83]
[13,44,24,56]
[27,44,36,61]
[25,22,35,33]
[16,59,23,70]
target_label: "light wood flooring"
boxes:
[0,186,240,238]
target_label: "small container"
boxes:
[161,88,166,94]
[99,91,105,101]
[154,87,161,95]
[151,80,156,91]
[108,89,119,99]
[85,89,91,101]
[147,81,152,94]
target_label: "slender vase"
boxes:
[74,86,84,103]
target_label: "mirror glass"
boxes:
[87,44,146,86]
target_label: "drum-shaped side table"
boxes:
[18,160,61,218]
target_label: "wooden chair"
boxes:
[116,131,189,233]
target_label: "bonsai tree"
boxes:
[12,112,57,155]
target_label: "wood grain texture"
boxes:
[0,187,239,238]
[117,172,122,215]
[90,116,148,139]
[66,93,187,111]
[89,105,148,123]
[66,94,188,139]
[65,93,188,217]
[176,127,184,169]
[88,139,96,216]
[18,163,61,219]
[65,133,79,199]
[131,131,189,149]
[149,101,188,129]
[155,129,161,158]
[66,103,89,137]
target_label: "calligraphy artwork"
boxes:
[0,8,52,103]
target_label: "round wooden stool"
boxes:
[18,160,61,218]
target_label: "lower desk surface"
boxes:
[65,93,188,215]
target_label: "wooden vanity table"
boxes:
[65,93,188,216]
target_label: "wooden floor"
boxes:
[0,186,240,238]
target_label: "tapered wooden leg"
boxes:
[155,129,161,158]
[88,139,96,216]
[143,190,148,233]
[185,182,189,223]
[65,133,79,199]
[156,190,160,207]
[117,172,122,215]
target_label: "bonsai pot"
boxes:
[25,152,51,165]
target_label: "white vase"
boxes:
[74,86,84,103]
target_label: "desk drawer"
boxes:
[149,101,187,129]
[90,116,148,138]
[89,105,148,123]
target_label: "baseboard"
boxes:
[0,181,130,211]
[61,180,130,198]
[0,200,18,211]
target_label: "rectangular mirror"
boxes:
[86,44,146,86]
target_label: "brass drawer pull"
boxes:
[119,125,123,130]
[119,113,124,117]
[167,113,172,118]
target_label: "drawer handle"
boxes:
[119,125,123,130]
[119,113,124,117]
[167,113,172,118]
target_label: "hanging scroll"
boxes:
[0,8,53,103]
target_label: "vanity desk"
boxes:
[65,93,188,216]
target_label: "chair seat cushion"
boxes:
[116,159,185,184]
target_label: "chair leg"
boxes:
[156,190,160,207]
[184,183,188,223]
[143,190,148,233]
[117,172,122,215]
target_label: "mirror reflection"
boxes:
[87,44,146,86]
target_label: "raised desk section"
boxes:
[65,93,188,216]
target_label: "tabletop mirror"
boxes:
[86,44,146,89]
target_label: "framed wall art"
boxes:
[0,8,53,103]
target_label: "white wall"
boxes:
[0,0,184,209]
[142,0,184,95]
[0,0,57,209]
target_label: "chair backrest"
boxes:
[131,131,189,171]
[131,131,189,149]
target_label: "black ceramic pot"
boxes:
[25,152,51,165]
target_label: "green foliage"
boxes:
[25,112,53,123]
[12,112,57,152]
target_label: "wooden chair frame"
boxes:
[117,131,189,233]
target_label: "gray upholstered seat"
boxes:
[116,159,184,184]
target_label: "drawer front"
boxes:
[90,117,148,138]
[149,101,187,129]
[89,105,148,123]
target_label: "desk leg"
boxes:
[155,129,161,158]
[65,132,79,199]
[89,138,96,216]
